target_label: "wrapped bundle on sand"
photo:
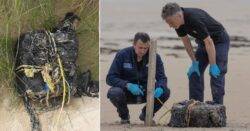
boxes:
[168,99,226,127]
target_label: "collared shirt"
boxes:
[175,7,225,44]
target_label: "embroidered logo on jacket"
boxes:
[123,63,132,69]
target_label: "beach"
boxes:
[100,0,250,130]
[0,93,99,131]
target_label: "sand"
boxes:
[100,0,250,130]
[0,95,100,131]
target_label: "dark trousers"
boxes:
[190,31,230,104]
[107,87,170,120]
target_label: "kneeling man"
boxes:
[106,32,170,124]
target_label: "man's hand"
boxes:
[181,36,200,78]
[154,87,163,98]
[127,83,144,96]
[187,61,200,78]
[204,36,220,78]
[209,64,221,78]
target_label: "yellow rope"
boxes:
[54,53,67,125]
[46,91,50,107]
[185,100,199,126]
[16,65,43,71]
[41,63,56,93]
[16,64,56,93]
[157,98,164,105]
[16,65,42,78]
[48,31,71,128]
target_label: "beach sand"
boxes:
[0,95,99,131]
[100,0,250,130]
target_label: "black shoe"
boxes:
[139,112,145,121]
[139,112,156,125]
[120,119,130,124]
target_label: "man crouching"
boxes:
[106,32,170,124]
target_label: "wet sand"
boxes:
[100,0,250,130]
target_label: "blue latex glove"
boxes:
[127,83,144,96]
[209,64,221,78]
[154,87,163,98]
[187,61,200,78]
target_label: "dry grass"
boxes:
[0,0,99,106]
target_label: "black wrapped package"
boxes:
[168,100,226,127]
[14,13,79,101]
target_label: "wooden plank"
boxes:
[145,40,157,126]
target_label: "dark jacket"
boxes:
[106,46,168,92]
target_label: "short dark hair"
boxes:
[133,32,150,44]
[161,3,181,20]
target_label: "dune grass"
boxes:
[0,0,99,105]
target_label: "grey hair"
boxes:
[161,3,182,20]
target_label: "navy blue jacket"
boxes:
[106,46,168,92]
